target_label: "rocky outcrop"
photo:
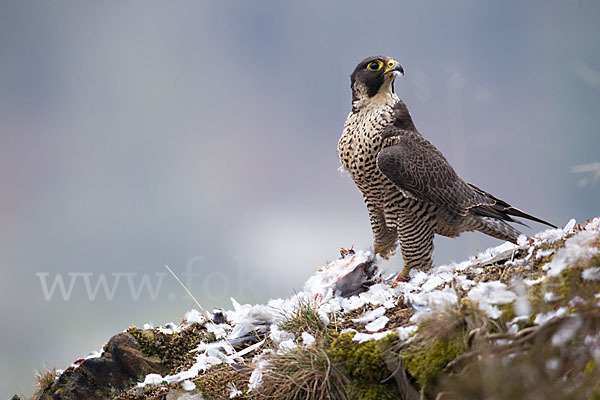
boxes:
[38,332,166,399]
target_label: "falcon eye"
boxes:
[366,60,383,71]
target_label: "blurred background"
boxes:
[1,1,599,397]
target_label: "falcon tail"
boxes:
[468,183,557,229]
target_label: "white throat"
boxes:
[352,75,399,111]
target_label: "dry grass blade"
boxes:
[257,347,351,400]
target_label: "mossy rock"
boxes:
[402,334,465,391]
[127,323,217,374]
[327,332,400,400]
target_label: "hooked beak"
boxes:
[384,59,404,75]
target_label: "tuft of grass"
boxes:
[280,299,329,340]
[257,346,350,400]
[32,366,58,398]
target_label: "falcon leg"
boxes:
[397,213,435,279]
[365,198,398,259]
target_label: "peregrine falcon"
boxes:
[337,56,555,279]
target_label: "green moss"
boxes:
[499,302,516,325]
[527,253,600,324]
[327,332,399,400]
[128,323,217,374]
[403,335,465,390]
[128,329,159,357]
[584,360,597,376]
[193,364,249,400]
[347,381,398,400]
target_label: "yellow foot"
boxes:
[399,266,410,280]
[374,241,395,259]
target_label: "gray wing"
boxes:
[376,127,557,227]
[376,128,490,217]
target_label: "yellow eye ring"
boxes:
[366,60,383,71]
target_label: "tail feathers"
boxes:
[475,217,522,244]
[468,183,557,229]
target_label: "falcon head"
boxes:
[350,56,404,106]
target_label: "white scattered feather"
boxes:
[569,296,586,307]
[586,217,600,231]
[318,309,330,325]
[513,281,532,317]
[544,292,559,303]
[278,339,297,353]
[453,259,473,271]
[409,287,458,322]
[551,314,583,347]
[534,307,568,325]
[523,277,545,286]
[357,283,396,308]
[227,382,243,398]
[352,307,386,324]
[181,379,196,391]
[71,349,103,368]
[510,315,530,325]
[583,267,600,281]
[536,249,555,259]
[544,229,599,277]
[342,296,367,312]
[136,372,166,389]
[270,324,297,353]
[535,227,567,244]
[546,358,561,372]
[352,330,394,343]
[397,325,418,340]
[564,219,577,233]
[421,275,445,292]
[226,299,282,339]
[248,359,269,392]
[205,322,229,339]
[231,339,265,360]
[468,281,516,319]
[185,309,206,324]
[365,316,389,332]
[517,235,529,246]
[455,275,476,290]
[301,332,316,346]
[270,324,294,344]
[476,241,519,264]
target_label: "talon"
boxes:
[395,266,410,282]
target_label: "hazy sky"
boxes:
[2,1,599,397]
